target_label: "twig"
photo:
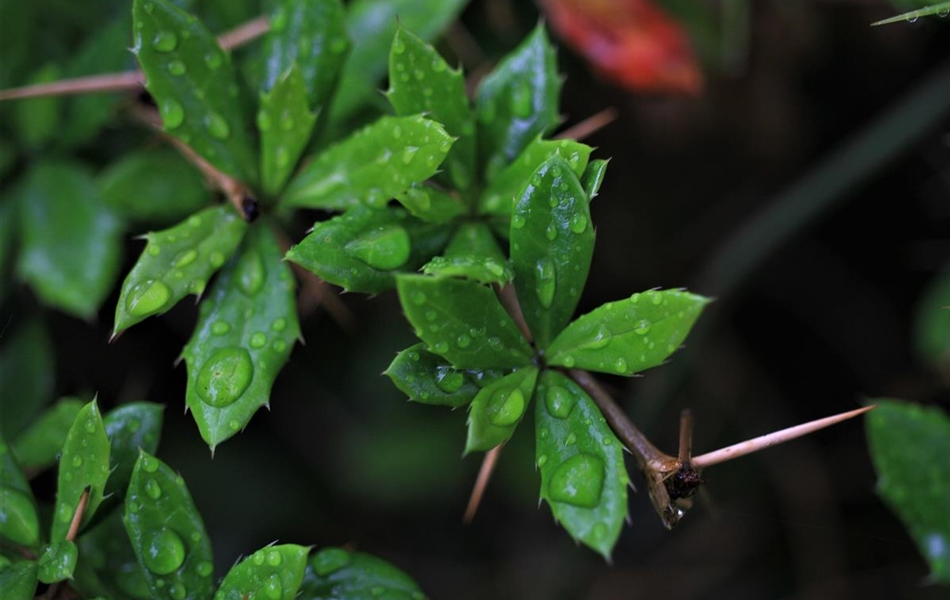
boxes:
[463,445,503,523]
[66,487,91,542]
[678,409,693,464]
[555,108,618,142]
[216,15,270,51]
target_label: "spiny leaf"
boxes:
[52,400,110,542]
[213,544,309,600]
[465,367,538,453]
[546,289,709,376]
[867,400,950,584]
[0,317,53,439]
[183,223,300,449]
[395,275,534,369]
[16,161,123,319]
[421,222,512,285]
[0,436,39,548]
[11,398,83,472]
[0,561,38,600]
[132,0,258,184]
[259,65,318,197]
[510,155,594,348]
[535,370,629,560]
[395,183,466,224]
[300,547,426,600]
[124,452,214,600]
[385,343,491,408]
[476,25,562,181]
[581,158,609,201]
[37,540,78,583]
[873,2,950,25]
[103,402,164,501]
[283,115,454,210]
[114,204,248,334]
[388,27,475,191]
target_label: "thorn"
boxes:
[463,445,503,524]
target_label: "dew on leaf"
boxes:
[167,60,186,76]
[345,225,411,271]
[160,99,185,129]
[432,341,449,354]
[211,321,231,335]
[195,347,254,407]
[545,223,558,240]
[511,81,533,118]
[402,146,419,165]
[272,339,287,353]
[141,454,159,473]
[457,334,472,348]
[537,454,548,466]
[490,388,526,426]
[262,574,282,600]
[633,319,651,335]
[143,528,186,575]
[173,249,197,268]
[228,419,240,430]
[250,333,267,349]
[271,318,287,331]
[545,386,576,419]
[257,111,272,131]
[196,561,213,577]
[126,280,172,317]
[535,258,557,309]
[204,52,222,70]
[549,453,606,508]
[145,478,162,499]
[237,249,265,295]
[209,251,225,267]
[169,583,186,600]
[152,31,178,52]
[569,213,588,234]
[511,215,526,229]
[205,112,230,140]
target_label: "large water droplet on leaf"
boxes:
[435,368,464,393]
[143,528,185,575]
[535,258,556,309]
[345,225,411,271]
[204,52,222,70]
[167,60,186,76]
[160,99,185,129]
[205,112,230,140]
[262,574,282,600]
[490,388,526,426]
[569,213,588,234]
[237,249,264,295]
[545,386,576,419]
[152,31,178,52]
[549,453,605,508]
[126,280,171,317]
[195,347,253,407]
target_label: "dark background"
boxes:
[10,1,950,598]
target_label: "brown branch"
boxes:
[217,15,270,51]
[678,409,694,464]
[66,487,91,542]
[463,445,503,523]
[555,108,618,142]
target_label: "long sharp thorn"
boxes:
[463,445,503,524]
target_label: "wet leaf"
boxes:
[0,437,39,548]
[16,162,123,319]
[0,561,38,600]
[510,155,594,347]
[113,205,248,334]
[867,400,950,584]
[287,205,450,294]
[476,25,561,181]
[213,544,309,600]
[51,400,110,542]
[11,398,83,472]
[384,343,484,408]
[395,184,465,224]
[546,289,709,376]
[259,65,318,197]
[914,269,950,371]
[581,158,609,200]
[395,274,533,369]
[124,452,214,600]
[103,402,164,501]
[283,115,453,210]
[388,27,475,191]
[74,510,152,600]
[37,540,78,583]
[421,222,512,285]
[873,2,950,26]
[261,0,349,111]
[0,318,54,439]
[14,63,62,148]
[132,0,258,184]
[299,547,425,600]
[99,148,212,226]
[535,370,628,559]
[466,367,538,453]
[183,223,300,449]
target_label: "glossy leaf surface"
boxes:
[132,0,257,184]
[37,540,78,583]
[74,511,152,600]
[466,367,538,453]
[547,289,709,375]
[385,343,484,408]
[114,205,247,334]
[16,162,123,319]
[52,401,110,542]
[214,544,309,600]
[11,398,83,472]
[262,0,349,109]
[388,27,475,191]
[396,275,533,369]
[299,547,425,600]
[581,158,609,200]
[0,318,53,439]
[867,400,950,584]
[395,184,465,224]
[259,65,317,197]
[535,370,628,559]
[124,452,214,600]
[283,115,453,209]
[422,222,512,284]
[103,402,164,500]
[0,561,37,600]
[183,224,300,449]
[476,25,561,180]
[511,155,594,347]
[0,437,38,547]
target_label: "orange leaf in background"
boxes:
[538,0,703,95]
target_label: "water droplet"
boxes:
[204,52,222,70]
[252,550,265,565]
[237,249,264,295]
[167,60,186,76]
[907,14,918,23]
[196,561,213,577]
[141,454,159,472]
[511,81,533,118]
[147,244,162,257]
[587,324,611,349]
[435,368,464,393]
[143,528,185,575]
[511,214,526,229]
[272,339,287,353]
[262,574,282,600]
[196,347,254,407]
[614,358,628,374]
[280,112,294,131]
[126,280,171,318]
[160,99,185,129]
[205,112,230,140]
[257,111,272,131]
[432,341,449,354]
[545,223,558,240]
[173,249,197,268]
[537,454,548,467]
[402,145,419,164]
[250,333,267,349]
[152,31,178,52]
[345,225,411,271]
[266,549,282,566]
[210,321,231,336]
[561,354,576,368]
[145,478,162,499]
[276,146,290,168]
[209,251,225,267]
[565,432,577,445]
[228,419,240,430]
[411,292,427,306]
[490,388,526,426]
[535,258,556,309]
[649,291,663,305]
[413,68,425,81]
[545,386,576,419]
[549,453,605,508]
[457,334,471,348]
[392,37,406,54]
[170,583,186,600]
[271,318,287,331]
[569,213,588,234]
[633,319,651,335]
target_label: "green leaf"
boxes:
[14,63,62,147]
[388,27,475,191]
[395,274,534,369]
[465,367,538,453]
[0,561,38,600]
[51,401,110,542]
[330,0,468,123]
[0,318,54,439]
[384,343,487,407]
[258,65,318,197]
[287,205,450,294]
[132,0,258,184]
[213,544,309,600]
[395,184,465,224]
[74,511,152,600]
[124,452,214,600]
[547,289,709,376]
[510,156,594,348]
[37,540,78,583]
[16,162,123,319]
[873,2,950,25]
[476,25,561,181]
[261,0,349,110]
[581,159,609,201]
[11,398,83,472]
[0,437,39,548]
[535,370,629,559]
[183,223,300,449]
[283,115,453,210]
[867,400,950,585]
[914,269,950,371]
[421,222,512,284]
[300,547,425,600]
[480,137,592,215]
[113,204,248,334]
[103,402,164,501]
[99,148,212,226]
